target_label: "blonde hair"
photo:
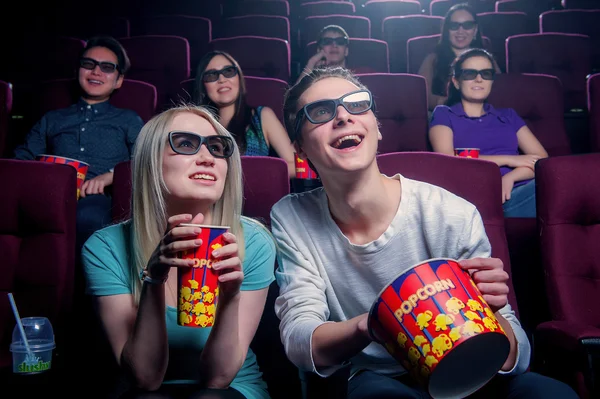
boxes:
[130,104,244,302]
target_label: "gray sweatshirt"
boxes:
[271,174,530,378]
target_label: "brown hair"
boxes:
[192,51,253,153]
[283,67,367,144]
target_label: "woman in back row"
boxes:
[193,51,296,178]
[419,3,501,111]
[428,48,548,218]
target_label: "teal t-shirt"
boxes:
[81,217,276,399]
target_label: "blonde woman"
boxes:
[82,104,275,399]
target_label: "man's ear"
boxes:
[115,74,124,90]
[294,142,306,159]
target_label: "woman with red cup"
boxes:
[81,104,275,398]
[429,49,548,218]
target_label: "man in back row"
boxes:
[14,35,143,249]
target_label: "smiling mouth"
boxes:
[217,87,231,93]
[88,79,103,85]
[331,134,364,149]
[190,173,215,181]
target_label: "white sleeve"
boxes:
[497,303,531,375]
[271,208,331,373]
[460,208,532,375]
[456,207,492,260]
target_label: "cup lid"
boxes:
[10,317,55,352]
[10,339,56,352]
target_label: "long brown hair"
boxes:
[432,3,483,96]
[192,51,253,153]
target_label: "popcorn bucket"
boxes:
[176,224,228,328]
[368,258,510,399]
[454,148,480,159]
[36,154,89,199]
[294,153,318,179]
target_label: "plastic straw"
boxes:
[7,293,35,362]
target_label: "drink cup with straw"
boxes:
[8,293,55,374]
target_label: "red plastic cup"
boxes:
[454,148,480,159]
[294,153,318,179]
[368,258,510,399]
[176,224,229,328]
[36,154,89,199]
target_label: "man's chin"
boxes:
[81,91,111,103]
[326,59,345,67]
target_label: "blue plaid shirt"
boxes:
[14,98,143,179]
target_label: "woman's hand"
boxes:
[501,174,515,204]
[505,154,540,170]
[146,213,205,280]
[211,232,244,300]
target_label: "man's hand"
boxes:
[459,257,509,314]
[80,171,114,198]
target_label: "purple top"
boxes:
[430,102,531,187]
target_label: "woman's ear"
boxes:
[452,76,460,90]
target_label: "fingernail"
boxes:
[212,250,219,256]
[212,261,220,269]
[195,239,202,245]
[194,228,202,234]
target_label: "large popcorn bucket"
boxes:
[36,154,89,199]
[368,258,510,399]
[176,224,228,328]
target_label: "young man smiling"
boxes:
[271,67,578,399]
[14,35,143,250]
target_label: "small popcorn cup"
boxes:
[36,154,89,199]
[368,258,510,399]
[454,148,480,159]
[176,224,229,328]
[294,153,318,179]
